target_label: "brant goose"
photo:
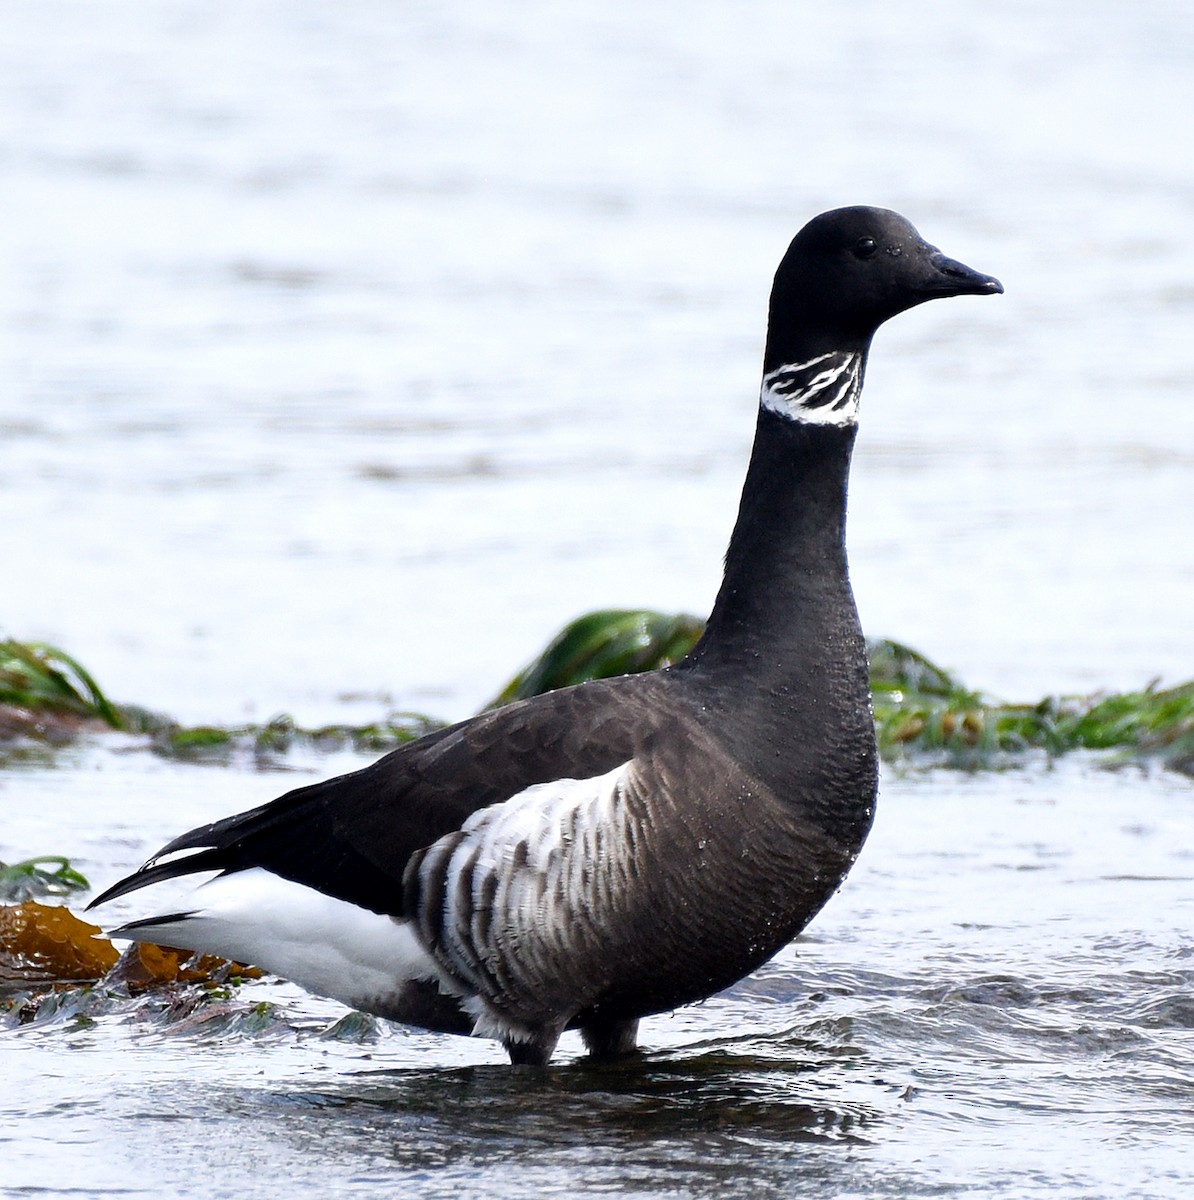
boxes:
[91,207,1001,1065]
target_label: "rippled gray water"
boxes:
[4,750,1194,1197]
[4,0,1194,1196]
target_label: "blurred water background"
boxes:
[4,0,1192,726]
[3,2,1194,1197]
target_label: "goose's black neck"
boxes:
[689,408,860,676]
[677,406,876,805]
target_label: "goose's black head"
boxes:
[764,206,1003,370]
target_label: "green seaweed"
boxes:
[0,856,91,903]
[489,608,706,707]
[0,638,126,731]
[145,710,441,764]
[1,621,1191,774]
[868,645,1194,772]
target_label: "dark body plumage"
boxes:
[92,207,1001,1065]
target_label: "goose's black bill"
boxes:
[91,205,1001,1067]
[919,249,1004,298]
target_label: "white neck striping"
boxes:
[759,351,862,426]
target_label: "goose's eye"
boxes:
[852,237,878,260]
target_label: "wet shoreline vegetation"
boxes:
[2,612,1191,1025]
[3,614,1191,776]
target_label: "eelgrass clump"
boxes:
[867,638,1194,771]
[490,608,706,707]
[1,638,126,736]
[0,857,91,903]
[1048,683,1194,771]
[867,637,1043,766]
[147,711,442,764]
[0,635,441,762]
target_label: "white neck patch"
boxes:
[759,351,862,426]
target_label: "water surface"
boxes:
[4,751,1193,1197]
[4,0,1192,724]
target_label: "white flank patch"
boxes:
[111,867,445,1015]
[759,351,862,426]
[428,760,637,1041]
[451,760,631,932]
[456,761,629,868]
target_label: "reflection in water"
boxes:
[243,1053,883,1198]
[291,1050,878,1148]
